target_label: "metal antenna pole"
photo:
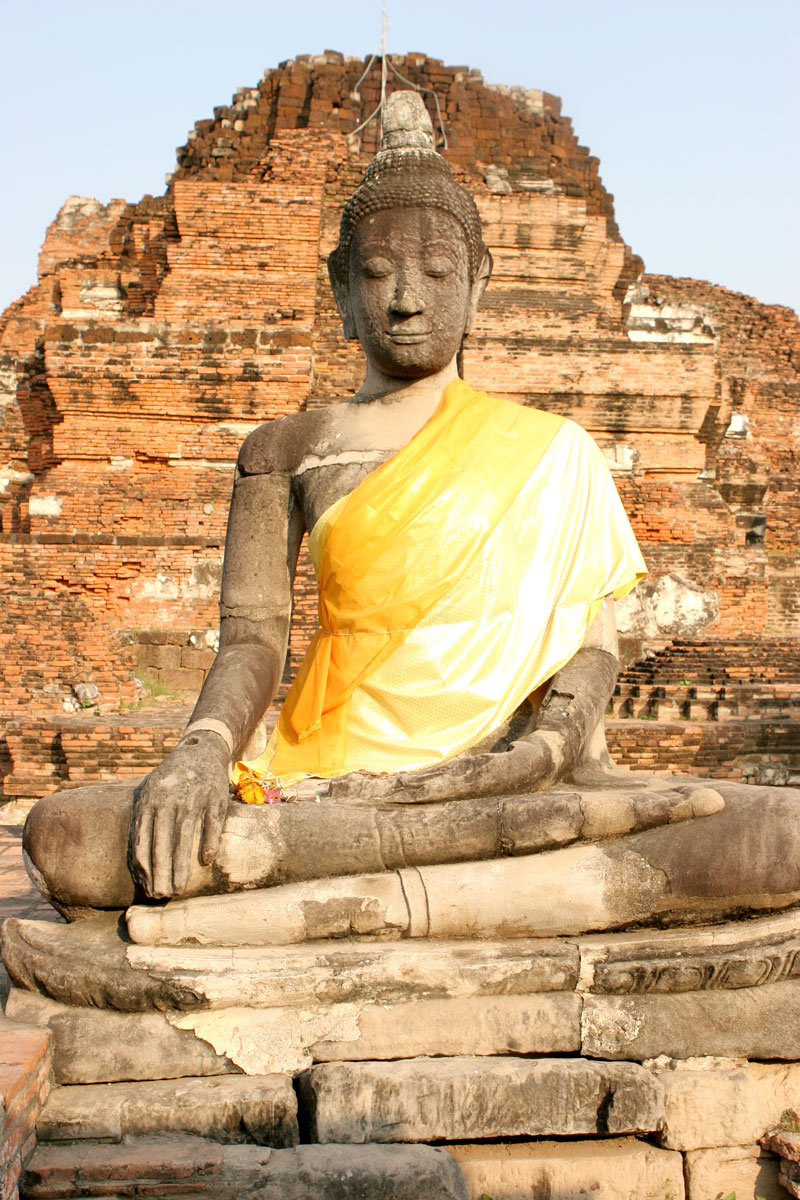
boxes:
[380,2,389,113]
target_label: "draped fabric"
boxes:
[236,379,646,787]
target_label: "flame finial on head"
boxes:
[380,91,435,151]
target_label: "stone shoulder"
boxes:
[237,404,344,476]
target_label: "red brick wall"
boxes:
[0,1023,52,1199]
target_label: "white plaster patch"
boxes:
[79,282,124,313]
[184,560,222,600]
[295,449,387,476]
[167,459,235,471]
[217,806,279,888]
[626,301,716,344]
[58,195,104,222]
[725,411,750,438]
[167,1004,363,1075]
[0,468,34,493]
[484,165,512,195]
[140,573,180,601]
[581,997,643,1054]
[0,363,17,396]
[602,443,641,476]
[616,572,718,640]
[29,494,62,517]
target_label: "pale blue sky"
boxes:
[2,0,798,315]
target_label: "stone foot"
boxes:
[0,911,203,1011]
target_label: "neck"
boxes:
[352,357,460,407]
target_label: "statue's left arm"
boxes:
[325,599,619,804]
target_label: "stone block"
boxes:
[762,1127,800,1162]
[169,993,581,1074]
[4,991,237,1084]
[140,642,182,669]
[311,993,581,1062]
[180,646,216,670]
[37,1075,298,1147]
[22,1138,470,1198]
[300,1056,665,1144]
[577,906,800,995]
[652,1058,800,1150]
[124,936,578,1011]
[7,986,576,1083]
[221,1143,471,1199]
[448,1138,685,1200]
[157,666,206,692]
[582,979,800,1061]
[684,1145,783,1200]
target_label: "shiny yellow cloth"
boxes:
[238,379,646,786]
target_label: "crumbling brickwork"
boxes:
[1,52,797,798]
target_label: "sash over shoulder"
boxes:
[237,379,646,787]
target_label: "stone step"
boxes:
[21,1138,470,1199]
[5,990,237,1085]
[583,978,800,1061]
[298,1056,665,1144]
[10,973,800,1085]
[6,988,581,1082]
[450,1139,685,1200]
[36,1076,299,1148]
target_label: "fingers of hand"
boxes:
[172,813,199,895]
[151,811,178,899]
[131,801,155,894]
[200,799,225,867]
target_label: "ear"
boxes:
[463,247,492,336]
[327,250,359,341]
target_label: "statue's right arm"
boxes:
[131,433,304,899]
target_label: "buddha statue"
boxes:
[17,93,800,949]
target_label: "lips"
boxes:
[387,328,433,344]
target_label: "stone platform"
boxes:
[3,802,800,1199]
[4,907,800,1197]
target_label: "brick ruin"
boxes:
[1,51,798,802]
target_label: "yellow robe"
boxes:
[238,379,646,788]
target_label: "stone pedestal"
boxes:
[4,785,800,1199]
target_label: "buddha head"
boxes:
[328,92,492,380]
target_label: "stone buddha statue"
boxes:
[18,93,800,948]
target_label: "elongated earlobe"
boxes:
[327,252,359,341]
[464,247,493,336]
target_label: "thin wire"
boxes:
[353,53,377,98]
[351,3,450,150]
[387,57,448,150]
[349,3,389,139]
[380,3,388,110]
[350,100,383,138]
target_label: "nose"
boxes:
[390,273,425,316]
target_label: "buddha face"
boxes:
[342,207,487,379]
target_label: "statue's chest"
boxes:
[294,453,393,533]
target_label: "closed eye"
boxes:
[362,257,394,278]
[426,257,456,278]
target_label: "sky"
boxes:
[1,0,798,316]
